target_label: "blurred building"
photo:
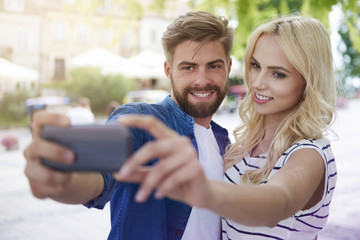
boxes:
[0,0,192,95]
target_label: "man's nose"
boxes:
[194,68,211,86]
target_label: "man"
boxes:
[66,97,95,124]
[24,11,234,239]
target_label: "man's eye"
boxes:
[209,64,221,69]
[183,66,194,71]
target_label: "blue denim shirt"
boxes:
[84,96,230,240]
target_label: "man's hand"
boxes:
[24,110,75,200]
[114,115,211,208]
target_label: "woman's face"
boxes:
[249,33,305,121]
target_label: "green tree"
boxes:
[337,21,360,90]
[188,0,357,59]
[66,0,359,59]
[65,0,359,85]
[62,67,135,115]
[0,85,40,123]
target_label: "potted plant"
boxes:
[1,134,19,151]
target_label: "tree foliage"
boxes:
[57,67,135,115]
[0,85,40,121]
[65,0,359,83]
[187,0,360,59]
[68,0,359,59]
[337,21,360,85]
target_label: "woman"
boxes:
[114,14,337,239]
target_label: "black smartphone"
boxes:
[40,124,133,172]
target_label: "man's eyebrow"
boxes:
[177,61,197,68]
[251,57,290,73]
[177,59,226,68]
[208,59,226,65]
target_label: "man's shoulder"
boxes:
[210,120,228,136]
[107,99,171,124]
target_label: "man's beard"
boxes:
[171,77,228,118]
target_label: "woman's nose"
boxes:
[251,72,266,89]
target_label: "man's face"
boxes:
[165,40,231,122]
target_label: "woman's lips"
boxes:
[254,92,273,104]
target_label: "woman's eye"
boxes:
[274,72,286,78]
[251,62,260,69]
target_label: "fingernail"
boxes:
[64,151,74,163]
[155,190,164,199]
[135,190,145,202]
[119,165,130,176]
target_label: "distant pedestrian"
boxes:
[66,97,95,124]
[105,100,120,118]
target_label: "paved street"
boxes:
[1,99,360,239]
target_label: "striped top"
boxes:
[222,138,337,240]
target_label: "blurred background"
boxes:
[0,0,358,128]
[0,0,359,239]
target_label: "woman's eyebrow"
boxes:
[251,56,290,73]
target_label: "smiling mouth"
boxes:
[191,92,213,98]
[254,93,273,103]
[256,93,273,100]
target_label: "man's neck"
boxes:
[194,117,212,129]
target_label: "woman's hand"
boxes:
[113,115,211,207]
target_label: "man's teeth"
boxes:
[256,93,272,101]
[193,92,211,98]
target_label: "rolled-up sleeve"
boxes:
[83,104,145,209]
[83,172,119,209]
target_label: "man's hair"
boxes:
[161,11,234,66]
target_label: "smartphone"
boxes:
[40,124,133,172]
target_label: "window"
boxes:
[54,59,65,80]
[98,27,111,45]
[4,0,24,12]
[76,23,89,43]
[103,0,112,11]
[151,29,157,44]
[15,31,28,51]
[61,0,75,6]
[53,21,67,41]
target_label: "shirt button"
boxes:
[175,230,182,236]
[189,134,194,139]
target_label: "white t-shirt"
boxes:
[182,123,224,240]
[66,107,95,125]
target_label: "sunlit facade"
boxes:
[0,0,191,95]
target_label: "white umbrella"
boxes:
[103,50,166,79]
[69,48,128,69]
[0,58,38,81]
[123,50,165,79]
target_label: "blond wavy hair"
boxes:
[224,14,336,184]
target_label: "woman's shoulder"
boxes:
[280,137,334,167]
[286,137,331,154]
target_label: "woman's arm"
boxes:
[205,148,325,226]
[114,115,325,227]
